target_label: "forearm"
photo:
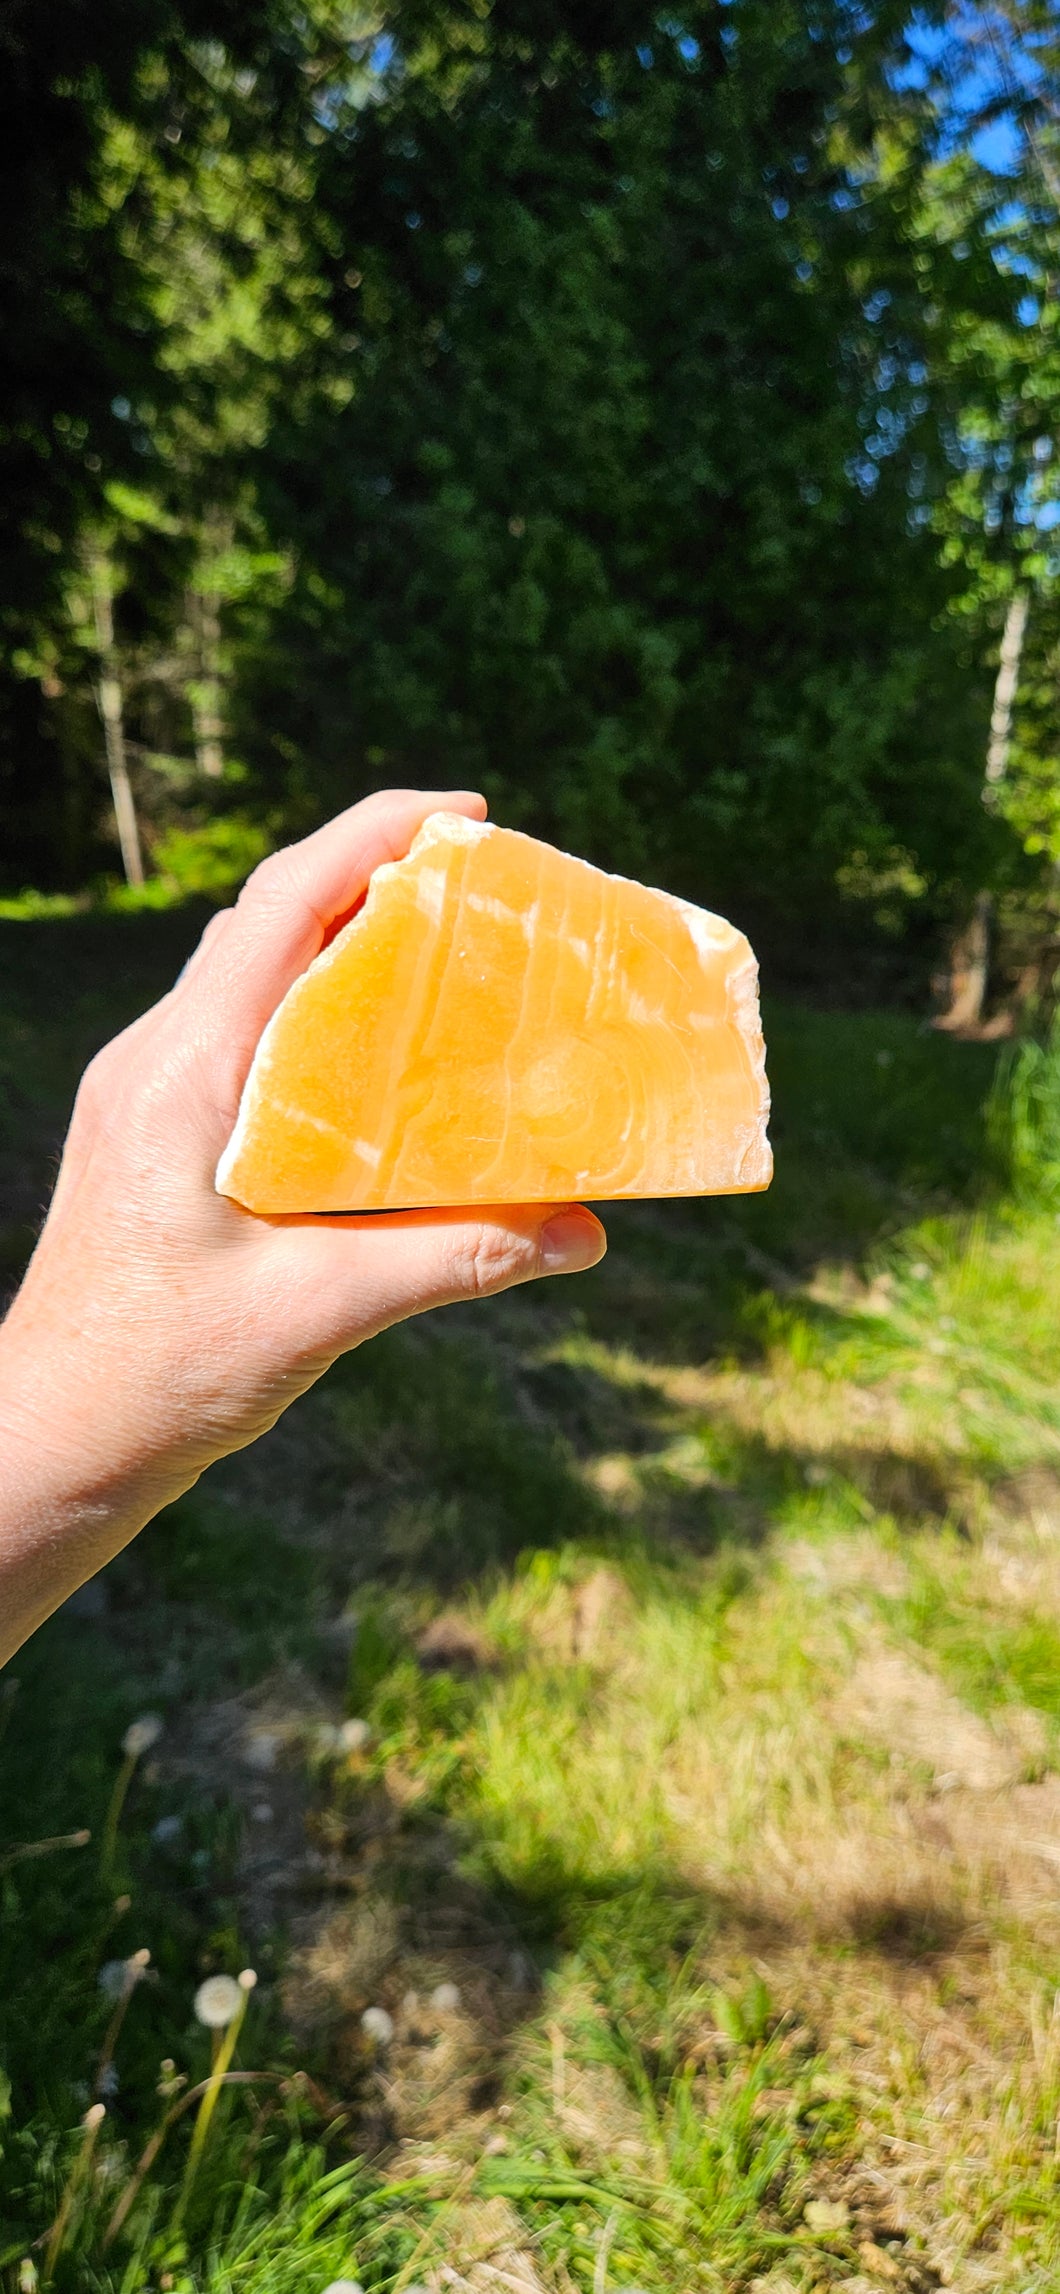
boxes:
[0,1301,192,1665]
[0,1235,316,1663]
[0,1446,152,1664]
[0,1348,177,1660]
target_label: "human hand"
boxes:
[0,788,606,1658]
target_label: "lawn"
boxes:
[3,910,1060,2291]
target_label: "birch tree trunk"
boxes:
[984,587,1029,791]
[935,588,1030,1034]
[87,544,145,888]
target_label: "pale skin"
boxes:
[0,788,607,1666]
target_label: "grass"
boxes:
[6,909,1060,2286]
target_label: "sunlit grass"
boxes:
[9,931,1060,2285]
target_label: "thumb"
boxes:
[267,1202,607,1359]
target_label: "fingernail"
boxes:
[538,1210,606,1276]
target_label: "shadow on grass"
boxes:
[225,1664,976,2166]
[0,908,1016,2234]
[177,1298,976,1617]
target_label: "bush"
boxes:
[152,814,272,898]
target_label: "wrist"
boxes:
[0,1298,190,1663]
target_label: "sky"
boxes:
[900,7,1048,178]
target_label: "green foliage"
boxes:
[152,815,272,896]
[0,891,83,923]
[988,1015,1060,1204]
[348,1602,407,1714]
[243,0,998,928]
[894,1565,1060,1734]
[3,0,1059,972]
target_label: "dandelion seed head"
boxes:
[152,1815,182,1845]
[320,2282,365,2294]
[338,1718,370,1753]
[430,1981,460,2013]
[98,1951,148,2001]
[122,1714,163,1758]
[244,1731,279,1772]
[194,1974,244,2029]
[238,1967,257,1993]
[360,2005,394,2046]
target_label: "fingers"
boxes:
[264,1203,607,1360]
[176,788,487,1085]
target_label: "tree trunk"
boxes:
[935,588,1030,1034]
[934,891,993,1033]
[188,511,231,778]
[88,545,145,888]
[984,586,1029,790]
[188,582,225,778]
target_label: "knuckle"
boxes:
[178,907,229,980]
[71,1015,158,1138]
[238,848,286,907]
[75,1041,120,1118]
[242,841,314,920]
[450,1221,537,1301]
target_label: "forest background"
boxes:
[3,0,1060,1016]
[10,10,1060,2293]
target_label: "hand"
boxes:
[0,788,606,1660]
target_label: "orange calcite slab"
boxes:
[216,814,771,1213]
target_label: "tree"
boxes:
[238,0,998,955]
[910,4,1060,1022]
[3,0,1056,999]
[0,2,343,888]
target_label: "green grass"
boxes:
[884,1557,1060,1736]
[8,908,1060,2288]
